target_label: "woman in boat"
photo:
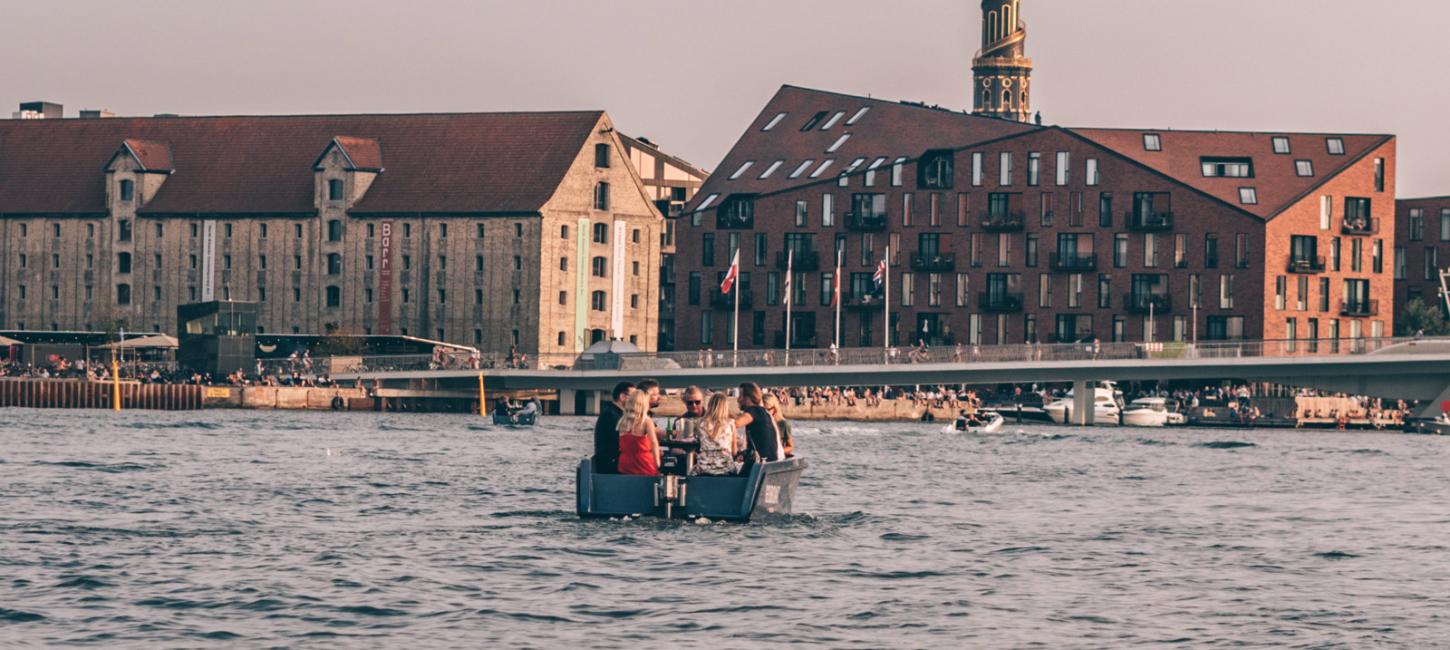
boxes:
[616,390,661,476]
[692,393,741,476]
[733,383,783,463]
[762,393,795,458]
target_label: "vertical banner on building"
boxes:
[201,220,217,302]
[611,221,627,339]
[378,221,394,335]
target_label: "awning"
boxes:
[0,335,22,346]
[100,334,180,350]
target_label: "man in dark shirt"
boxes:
[591,381,635,474]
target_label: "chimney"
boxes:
[80,109,115,119]
[14,101,63,119]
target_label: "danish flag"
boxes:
[720,250,740,295]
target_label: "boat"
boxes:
[1406,415,1450,435]
[1043,382,1122,425]
[946,412,1006,434]
[576,456,807,522]
[1120,397,1188,428]
[492,411,538,427]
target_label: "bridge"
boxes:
[320,337,1450,424]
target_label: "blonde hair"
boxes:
[762,393,785,422]
[704,393,733,429]
[738,382,764,408]
[616,390,652,435]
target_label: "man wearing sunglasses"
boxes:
[668,386,706,442]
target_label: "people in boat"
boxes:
[637,378,662,415]
[733,383,783,464]
[516,398,540,422]
[592,381,635,474]
[616,390,661,476]
[761,392,795,458]
[692,393,741,476]
[668,386,706,442]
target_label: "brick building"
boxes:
[0,109,671,357]
[1394,196,1450,321]
[672,84,1396,350]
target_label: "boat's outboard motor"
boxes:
[654,475,687,519]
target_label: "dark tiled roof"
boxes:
[1073,128,1392,219]
[0,111,604,216]
[123,139,174,171]
[687,85,1037,210]
[330,136,384,172]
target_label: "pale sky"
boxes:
[4,0,1447,196]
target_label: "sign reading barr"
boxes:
[378,221,394,335]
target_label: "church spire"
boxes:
[972,0,1034,122]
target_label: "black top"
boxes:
[742,405,782,462]
[592,402,624,473]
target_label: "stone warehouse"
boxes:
[0,110,672,357]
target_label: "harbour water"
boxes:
[2,409,1448,647]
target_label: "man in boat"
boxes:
[667,386,706,442]
[591,382,635,474]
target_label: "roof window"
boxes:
[1143,134,1162,151]
[819,111,845,131]
[1295,160,1314,177]
[1238,187,1258,205]
[1272,136,1291,155]
[1326,138,1345,155]
[845,107,870,126]
[810,160,834,179]
[758,160,785,179]
[728,161,754,180]
[801,112,829,131]
[826,133,851,154]
[789,160,816,179]
[695,194,719,212]
[762,112,787,132]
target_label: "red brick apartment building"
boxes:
[672,85,1396,350]
[1395,196,1450,319]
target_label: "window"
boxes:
[116,284,131,305]
[812,160,835,179]
[326,219,343,242]
[591,256,608,278]
[328,179,344,201]
[1275,276,1287,310]
[794,201,808,227]
[514,223,523,238]
[298,223,306,238]
[118,220,132,242]
[754,233,768,266]
[762,112,787,131]
[1409,209,1424,241]
[593,223,609,244]
[261,255,268,270]
[999,152,1013,186]
[728,161,754,180]
[1202,158,1254,178]
[294,255,303,270]
[595,143,611,168]
[261,223,269,239]
[1097,275,1112,309]
[119,180,134,202]
[1373,158,1385,192]
[971,153,984,186]
[1085,159,1100,186]
[327,253,342,275]
[919,151,954,189]
[1235,234,1249,268]
[594,182,610,211]
[846,107,870,126]
[400,288,409,303]
[1326,138,1345,155]
[828,134,851,154]
[1027,152,1041,187]
[1441,209,1450,241]
[1272,136,1291,155]
[820,111,845,131]
[1098,193,1113,228]
[1238,188,1258,205]
[822,194,835,227]
[759,160,784,179]
[1113,234,1128,268]
[702,233,715,266]
[513,255,522,270]
[1143,134,1162,151]
[1143,233,1158,267]
[790,160,815,179]
[901,273,914,307]
[224,254,232,270]
[1055,152,1070,186]
[325,286,341,308]
[1295,160,1314,177]
[591,290,607,311]
[1395,247,1406,280]
[1219,275,1235,309]
[800,111,828,131]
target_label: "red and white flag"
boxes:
[782,249,794,307]
[872,257,887,288]
[720,250,740,295]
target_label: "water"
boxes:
[2,409,1449,647]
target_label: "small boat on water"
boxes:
[1121,397,1188,428]
[1044,382,1122,426]
[576,456,807,522]
[492,411,538,427]
[1406,415,1450,435]
[946,412,1005,434]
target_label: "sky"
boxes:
[4,0,1448,196]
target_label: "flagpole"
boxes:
[785,249,793,367]
[883,243,891,364]
[732,268,740,368]
[834,247,843,351]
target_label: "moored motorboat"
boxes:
[576,456,806,522]
[1121,397,1187,428]
[1044,382,1122,426]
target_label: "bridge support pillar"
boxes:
[1072,379,1095,427]
[1414,383,1450,421]
[560,389,601,416]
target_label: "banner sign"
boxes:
[378,221,394,335]
[201,220,217,302]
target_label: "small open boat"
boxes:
[946,412,1005,434]
[493,411,538,427]
[576,457,806,522]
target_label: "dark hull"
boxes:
[493,413,537,427]
[576,457,806,522]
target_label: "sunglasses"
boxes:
[684,400,702,405]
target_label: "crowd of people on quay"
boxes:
[592,379,796,478]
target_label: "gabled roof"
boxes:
[0,111,605,217]
[314,136,385,172]
[121,139,174,171]
[687,85,1037,211]
[1073,127,1393,219]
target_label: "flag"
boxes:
[873,258,887,288]
[720,250,740,294]
[782,250,794,307]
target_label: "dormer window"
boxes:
[717,196,756,230]
[119,180,134,203]
[917,150,955,189]
[1201,157,1254,178]
[328,179,344,201]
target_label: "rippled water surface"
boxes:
[3,409,1450,647]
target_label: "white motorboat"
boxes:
[1044,382,1122,426]
[1120,397,1187,428]
[946,412,1006,434]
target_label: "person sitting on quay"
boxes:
[592,381,634,474]
[616,390,661,477]
[692,393,741,477]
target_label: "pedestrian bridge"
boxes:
[330,338,1450,420]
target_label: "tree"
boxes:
[1395,297,1450,337]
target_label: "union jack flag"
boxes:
[873,258,887,288]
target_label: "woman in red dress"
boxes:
[616,391,661,476]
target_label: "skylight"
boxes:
[762,113,787,132]
[1326,138,1345,155]
[867,157,888,170]
[845,107,870,126]
[759,160,785,179]
[1238,187,1258,205]
[1143,134,1162,151]
[728,161,754,180]
[789,160,815,179]
[1272,136,1291,155]
[810,160,834,178]
[695,194,719,212]
[1295,160,1314,177]
[844,157,867,173]
[826,133,851,154]
[819,111,845,131]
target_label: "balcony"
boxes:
[979,211,1026,232]
[843,292,888,312]
[776,250,821,272]
[978,292,1024,313]
[845,212,888,232]
[709,289,753,310]
[1126,211,1174,232]
[910,253,956,273]
[1287,255,1326,274]
[1339,299,1379,317]
[1050,252,1098,273]
[1341,217,1378,236]
[1125,292,1172,314]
